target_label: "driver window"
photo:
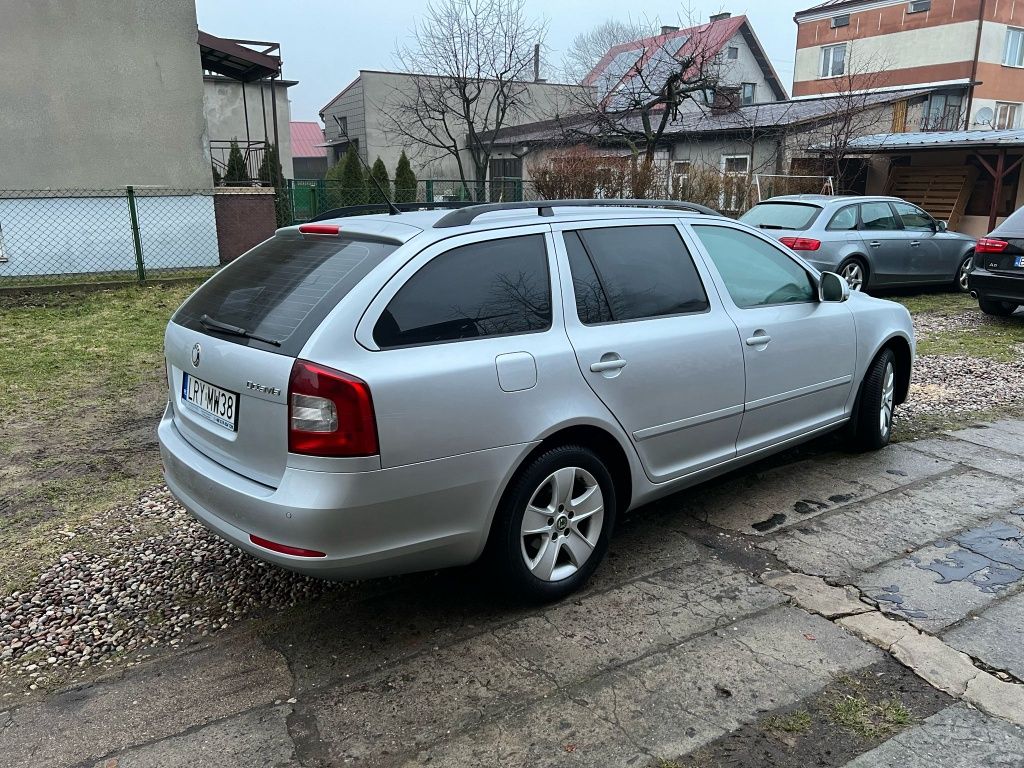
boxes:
[892,202,935,232]
[692,225,815,308]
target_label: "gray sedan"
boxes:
[741,195,976,292]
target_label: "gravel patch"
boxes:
[911,309,983,340]
[901,354,1024,419]
[0,486,341,690]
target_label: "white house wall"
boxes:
[203,77,295,178]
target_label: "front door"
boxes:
[688,222,858,455]
[858,201,907,285]
[554,221,746,483]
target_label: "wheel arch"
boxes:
[880,334,912,405]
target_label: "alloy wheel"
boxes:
[520,466,604,582]
[879,361,895,439]
[958,255,973,292]
[841,262,865,291]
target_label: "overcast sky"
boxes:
[195,1,808,122]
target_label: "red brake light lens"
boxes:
[779,237,821,251]
[288,360,378,457]
[298,223,341,235]
[976,237,1009,253]
[249,534,326,558]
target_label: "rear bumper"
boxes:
[969,269,1024,305]
[157,404,532,580]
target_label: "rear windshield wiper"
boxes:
[756,224,788,230]
[199,314,282,347]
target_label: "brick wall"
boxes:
[212,188,277,264]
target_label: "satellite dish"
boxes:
[974,106,994,127]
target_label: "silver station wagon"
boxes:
[159,200,915,600]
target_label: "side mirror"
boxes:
[935,220,948,232]
[819,271,850,303]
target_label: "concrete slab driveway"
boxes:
[4,420,1024,767]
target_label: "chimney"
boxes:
[710,12,731,22]
[710,86,740,114]
[661,25,679,35]
[533,43,544,82]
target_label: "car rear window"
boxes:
[740,203,821,231]
[173,234,398,356]
[992,205,1024,236]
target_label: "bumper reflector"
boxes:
[249,534,326,558]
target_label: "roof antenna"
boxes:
[332,115,401,215]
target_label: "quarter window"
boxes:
[565,226,709,323]
[820,44,846,78]
[827,206,859,231]
[1004,28,1024,67]
[373,234,551,348]
[892,202,934,232]
[693,226,815,308]
[860,202,900,230]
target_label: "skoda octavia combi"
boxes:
[159,200,915,600]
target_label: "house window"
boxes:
[727,46,739,60]
[996,102,1021,129]
[720,155,751,211]
[831,14,850,28]
[820,44,846,78]
[671,160,691,194]
[1004,28,1024,67]
[741,83,756,105]
[924,93,964,131]
[908,0,931,13]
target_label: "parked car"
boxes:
[158,200,914,600]
[740,195,976,293]
[968,205,1024,317]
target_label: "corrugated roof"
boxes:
[290,121,327,158]
[843,129,1024,151]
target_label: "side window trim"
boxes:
[826,204,860,231]
[567,230,619,322]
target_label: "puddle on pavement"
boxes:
[870,585,928,618]
[919,520,1024,594]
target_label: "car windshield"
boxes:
[173,234,399,356]
[740,203,821,231]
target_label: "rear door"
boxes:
[554,220,746,482]
[167,232,400,486]
[858,201,907,285]
[688,222,857,455]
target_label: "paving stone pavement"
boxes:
[3,419,1024,767]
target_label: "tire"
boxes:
[955,252,974,293]
[850,347,897,452]
[838,257,869,292]
[489,444,616,601]
[978,297,1019,317]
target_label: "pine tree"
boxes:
[394,150,417,203]
[257,144,292,226]
[224,139,248,183]
[340,144,366,206]
[366,157,391,205]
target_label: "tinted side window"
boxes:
[827,206,858,231]
[860,202,900,230]
[374,234,551,348]
[693,225,815,308]
[565,232,614,324]
[572,225,709,322]
[892,202,934,232]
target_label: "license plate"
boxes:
[181,373,239,431]
[1015,256,1024,268]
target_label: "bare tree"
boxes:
[380,0,546,199]
[560,12,730,166]
[561,17,656,84]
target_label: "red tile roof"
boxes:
[290,121,326,158]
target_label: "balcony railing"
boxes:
[210,140,270,184]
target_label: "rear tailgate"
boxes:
[980,238,1024,274]
[166,229,403,487]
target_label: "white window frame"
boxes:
[996,101,1021,130]
[671,160,691,195]
[1004,27,1024,68]
[831,14,850,28]
[820,44,847,78]
[740,82,756,106]
[908,0,930,13]
[726,46,739,60]
[719,154,751,210]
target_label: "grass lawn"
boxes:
[0,282,203,591]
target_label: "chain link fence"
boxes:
[0,187,287,288]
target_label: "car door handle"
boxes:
[868,241,882,248]
[745,334,772,347]
[910,241,920,247]
[590,358,627,372]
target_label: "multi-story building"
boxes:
[792,0,1024,131]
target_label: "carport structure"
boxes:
[843,129,1024,236]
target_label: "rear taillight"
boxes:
[288,360,378,457]
[976,237,1009,253]
[779,237,821,251]
[249,534,326,558]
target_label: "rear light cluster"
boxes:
[976,237,1009,254]
[779,236,821,251]
[288,360,379,457]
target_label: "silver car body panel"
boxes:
[159,205,915,580]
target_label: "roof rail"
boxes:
[432,199,720,228]
[309,201,477,222]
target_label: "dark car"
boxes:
[969,206,1024,316]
